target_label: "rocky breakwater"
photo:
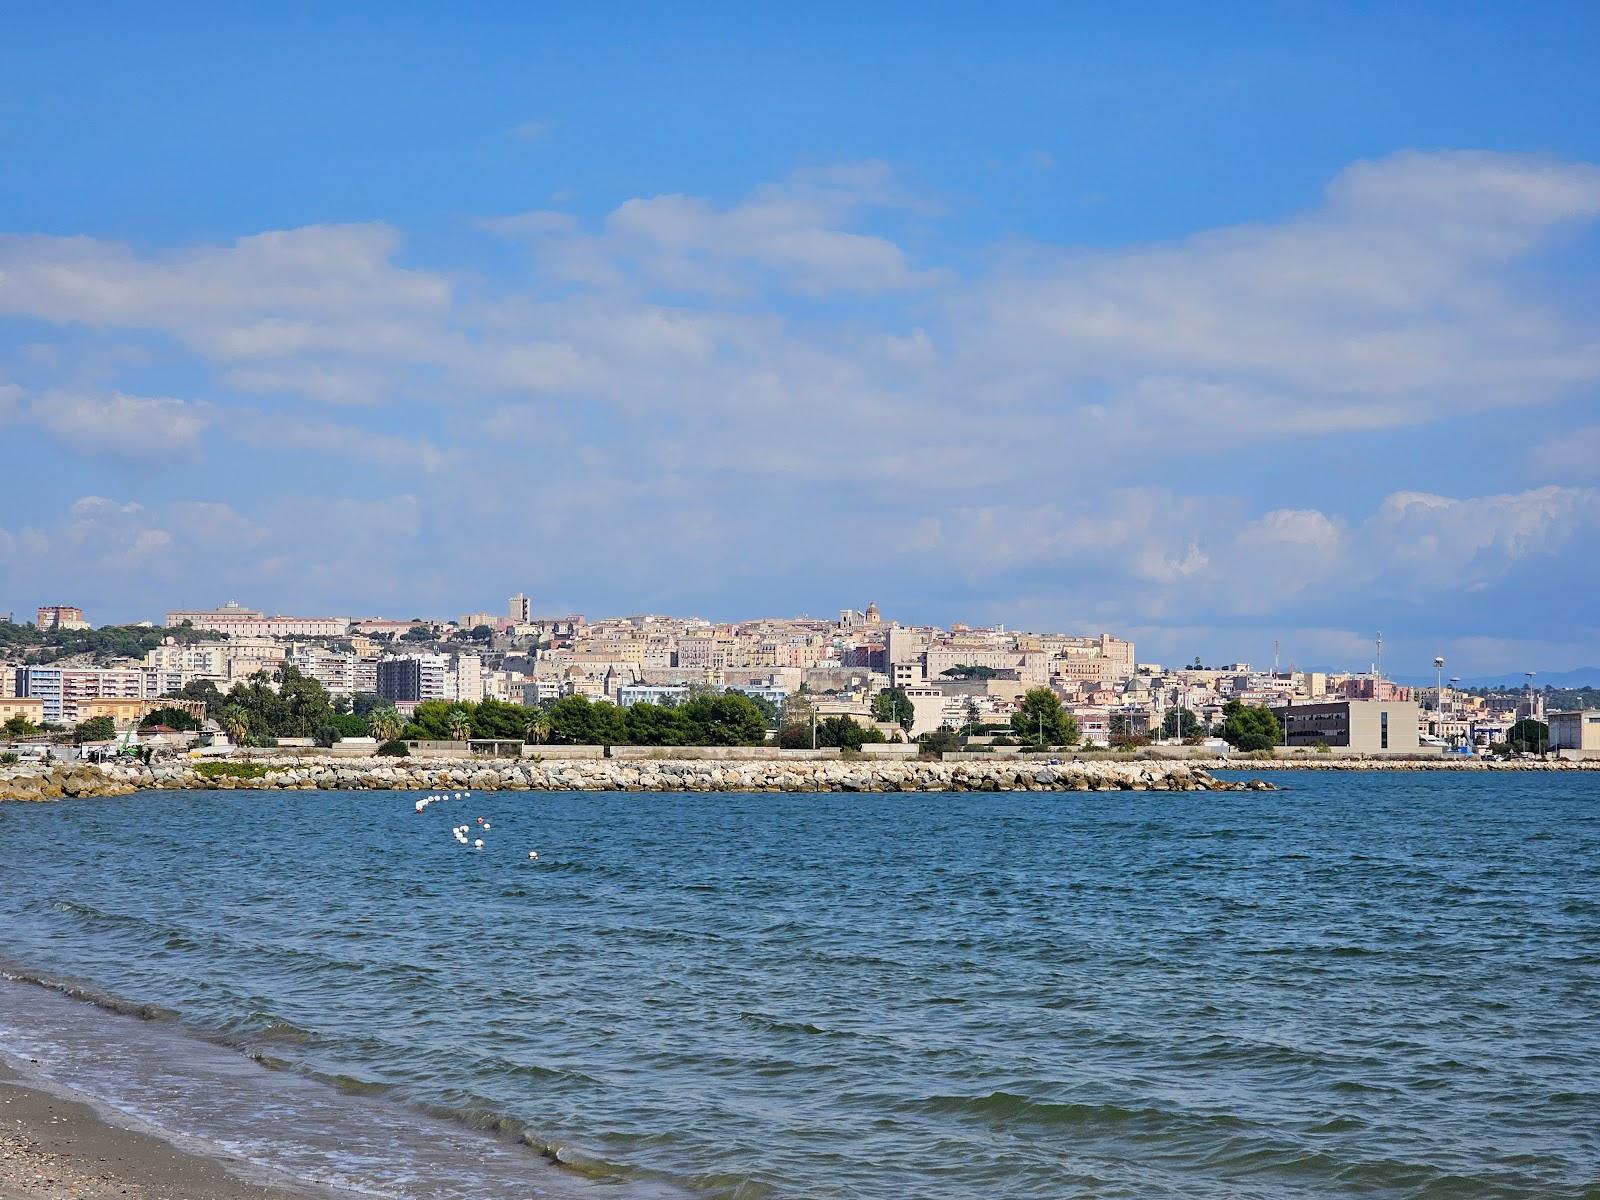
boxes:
[0,756,1272,801]
[0,762,147,802]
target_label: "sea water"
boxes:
[1,772,1596,1198]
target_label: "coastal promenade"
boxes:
[0,756,1269,802]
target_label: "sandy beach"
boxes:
[0,1060,328,1200]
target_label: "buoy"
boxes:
[474,839,484,849]
[482,822,491,830]
[528,851,538,860]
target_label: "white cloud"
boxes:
[487,161,941,296]
[0,224,450,363]
[2,390,209,460]
[1530,425,1600,478]
[1367,486,1600,592]
[959,150,1600,436]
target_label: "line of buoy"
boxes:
[415,790,525,859]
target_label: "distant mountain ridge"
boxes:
[1394,667,1600,689]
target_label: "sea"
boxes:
[0,771,1596,1199]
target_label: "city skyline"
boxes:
[3,6,1599,677]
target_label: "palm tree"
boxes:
[447,707,471,742]
[525,712,552,745]
[368,706,403,743]
[220,705,249,745]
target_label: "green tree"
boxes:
[176,679,227,718]
[544,695,626,745]
[1506,718,1548,754]
[367,706,404,743]
[4,713,41,737]
[776,693,815,748]
[1011,687,1079,747]
[940,664,1000,680]
[446,707,472,741]
[139,706,202,732]
[680,692,768,745]
[963,697,981,735]
[469,699,532,740]
[624,702,688,745]
[72,716,117,744]
[324,710,370,739]
[1161,708,1202,739]
[813,715,886,750]
[220,705,250,744]
[1219,700,1281,751]
[274,665,335,736]
[402,625,434,642]
[871,687,915,733]
[525,711,552,745]
[402,700,458,740]
[919,727,962,756]
[728,689,779,726]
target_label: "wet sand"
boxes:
[0,1060,331,1200]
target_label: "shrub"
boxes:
[72,716,118,744]
[377,740,410,757]
[1314,741,1332,754]
[0,751,17,765]
[918,728,962,757]
[193,761,278,780]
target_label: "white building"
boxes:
[164,601,349,639]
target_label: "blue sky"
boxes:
[3,3,1599,676]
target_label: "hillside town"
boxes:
[4,598,1597,760]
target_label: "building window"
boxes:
[1380,711,1389,750]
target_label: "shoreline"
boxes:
[0,975,623,1200]
[0,1057,337,1200]
[4,750,1595,804]
[0,756,1271,802]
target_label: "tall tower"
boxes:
[508,593,531,623]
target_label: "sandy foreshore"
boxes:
[0,1060,332,1200]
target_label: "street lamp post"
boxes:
[1525,671,1538,756]
[1433,656,1445,740]
[1448,676,1460,750]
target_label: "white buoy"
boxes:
[528,851,538,860]
[483,822,491,830]
[474,839,484,849]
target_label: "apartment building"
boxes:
[375,654,483,705]
[14,666,196,724]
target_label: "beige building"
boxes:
[1550,710,1600,758]
[0,697,46,725]
[76,697,206,730]
[1273,700,1421,753]
[165,601,348,639]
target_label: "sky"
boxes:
[2,3,1599,677]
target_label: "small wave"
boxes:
[738,1011,834,1037]
[311,1070,395,1097]
[913,1090,1252,1135]
[0,965,178,1023]
[215,1013,319,1047]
